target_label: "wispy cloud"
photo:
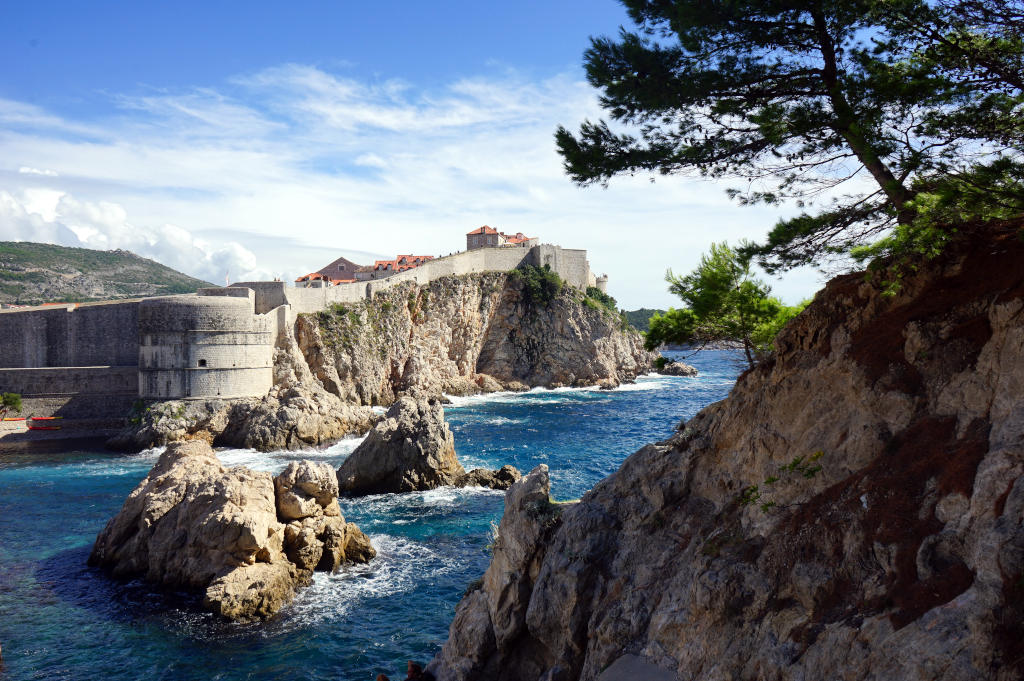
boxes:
[0,65,822,307]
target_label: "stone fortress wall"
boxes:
[0,243,604,414]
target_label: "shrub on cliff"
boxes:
[509,265,564,306]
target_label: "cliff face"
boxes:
[430,226,1024,681]
[296,272,655,406]
[111,272,652,452]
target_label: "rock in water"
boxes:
[457,465,522,491]
[337,397,464,495]
[656,360,698,377]
[275,460,376,584]
[89,441,374,620]
[428,465,560,680]
[337,397,521,495]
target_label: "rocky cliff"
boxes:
[429,225,1024,681]
[297,272,655,406]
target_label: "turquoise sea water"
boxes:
[0,351,740,681]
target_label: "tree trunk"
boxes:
[811,10,916,223]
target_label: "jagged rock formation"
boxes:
[89,441,375,620]
[337,397,521,495]
[655,360,698,377]
[429,225,1024,681]
[108,327,378,451]
[297,273,655,406]
[275,460,375,583]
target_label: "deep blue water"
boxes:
[0,351,740,681]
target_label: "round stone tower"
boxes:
[138,296,274,400]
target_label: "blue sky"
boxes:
[1,0,824,308]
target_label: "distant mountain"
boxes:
[622,308,664,333]
[0,242,215,304]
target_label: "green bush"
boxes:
[509,265,564,306]
[1,392,22,418]
[585,286,618,314]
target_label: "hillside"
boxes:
[0,242,213,304]
[429,223,1024,681]
[622,308,663,333]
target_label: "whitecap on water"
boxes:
[278,534,464,629]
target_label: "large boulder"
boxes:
[337,397,464,495]
[457,465,522,491]
[89,441,375,620]
[656,360,698,377]
[337,397,522,495]
[275,460,375,584]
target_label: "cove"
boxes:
[0,350,739,681]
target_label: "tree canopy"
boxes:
[644,243,805,367]
[556,0,1024,270]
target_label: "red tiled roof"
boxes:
[467,225,499,236]
[499,231,534,244]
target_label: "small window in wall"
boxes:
[198,359,207,367]
[338,264,346,271]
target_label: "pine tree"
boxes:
[556,0,1024,270]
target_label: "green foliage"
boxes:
[621,308,665,333]
[1,392,23,417]
[780,451,826,479]
[738,451,828,513]
[849,158,1024,293]
[644,243,806,368]
[653,356,671,370]
[556,0,1024,270]
[585,286,618,313]
[509,265,564,307]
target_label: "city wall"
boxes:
[236,243,594,316]
[0,243,599,418]
[0,300,139,368]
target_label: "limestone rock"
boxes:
[428,465,562,680]
[655,360,698,377]
[337,397,522,495]
[298,272,656,407]
[337,397,464,495]
[89,441,374,620]
[429,226,1024,681]
[458,465,523,491]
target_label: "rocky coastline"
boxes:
[110,272,654,452]
[427,226,1024,681]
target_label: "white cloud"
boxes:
[18,166,58,177]
[0,189,269,284]
[0,65,828,308]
